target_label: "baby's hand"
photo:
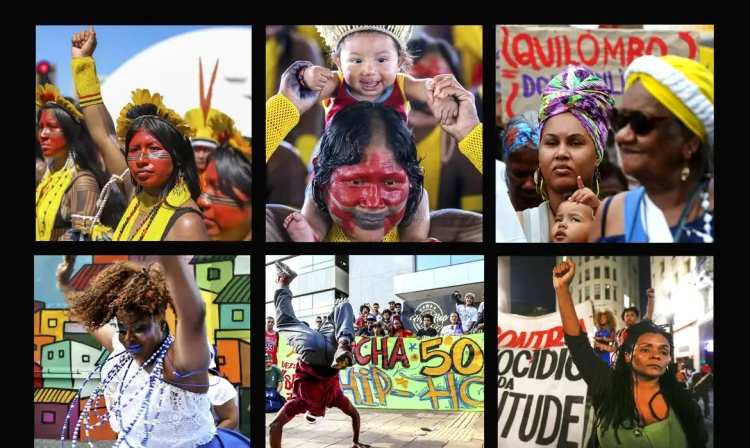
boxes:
[283,212,318,242]
[302,66,332,92]
[431,96,459,126]
[569,176,601,212]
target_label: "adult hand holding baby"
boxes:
[568,176,602,212]
[428,76,479,142]
[278,61,323,116]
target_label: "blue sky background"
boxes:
[36,26,248,98]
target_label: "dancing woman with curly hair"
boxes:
[552,259,706,447]
[56,255,250,447]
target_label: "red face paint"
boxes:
[127,130,174,188]
[324,147,409,240]
[38,110,67,158]
[197,160,251,239]
[409,54,453,80]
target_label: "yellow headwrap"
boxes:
[624,55,714,145]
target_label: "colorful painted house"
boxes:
[39,308,70,342]
[191,255,237,293]
[41,340,103,396]
[34,388,78,439]
[215,274,250,331]
[34,362,42,388]
[216,338,251,388]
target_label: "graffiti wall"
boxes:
[33,255,251,440]
[279,334,484,411]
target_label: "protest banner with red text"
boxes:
[497,300,597,447]
[496,26,700,122]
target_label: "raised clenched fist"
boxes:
[56,255,77,285]
[552,259,576,290]
[278,61,322,116]
[71,26,97,59]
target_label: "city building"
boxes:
[650,256,714,370]
[555,256,640,327]
[265,255,349,326]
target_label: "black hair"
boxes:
[207,145,252,206]
[312,102,424,226]
[36,104,125,229]
[669,118,713,179]
[124,107,201,206]
[597,320,703,446]
[422,314,433,321]
[621,307,640,321]
[359,305,370,313]
[406,33,462,85]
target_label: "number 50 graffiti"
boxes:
[279,334,485,411]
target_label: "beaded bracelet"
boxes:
[298,67,308,88]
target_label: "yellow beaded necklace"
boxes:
[324,225,400,242]
[35,158,76,241]
[113,179,192,241]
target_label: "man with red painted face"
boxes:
[70,26,209,241]
[195,114,252,241]
[265,56,484,242]
[269,261,369,448]
[553,259,707,447]
[35,84,125,241]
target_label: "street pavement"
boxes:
[264,408,484,448]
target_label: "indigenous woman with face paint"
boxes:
[592,55,714,243]
[196,114,252,241]
[516,66,615,242]
[266,25,483,242]
[70,26,209,241]
[36,85,125,241]
[553,259,707,447]
[56,255,251,447]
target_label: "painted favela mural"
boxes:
[279,334,484,411]
[33,255,251,440]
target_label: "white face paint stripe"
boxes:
[127,151,173,161]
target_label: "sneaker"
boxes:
[331,340,355,369]
[275,261,298,283]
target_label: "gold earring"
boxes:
[680,164,690,182]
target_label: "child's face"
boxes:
[335,32,402,100]
[551,200,594,243]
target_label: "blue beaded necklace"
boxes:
[60,335,173,448]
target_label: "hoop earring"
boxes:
[593,167,601,196]
[534,168,549,202]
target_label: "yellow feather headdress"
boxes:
[36,84,84,121]
[315,25,413,51]
[115,89,193,146]
[208,113,251,164]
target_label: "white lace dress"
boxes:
[101,334,217,448]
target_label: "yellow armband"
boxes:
[71,57,103,107]
[457,124,483,175]
[266,94,300,163]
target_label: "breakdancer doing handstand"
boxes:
[268,261,370,448]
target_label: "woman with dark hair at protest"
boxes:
[592,55,713,243]
[56,255,250,447]
[593,309,617,365]
[70,26,209,241]
[36,85,125,241]
[516,66,614,242]
[552,259,707,447]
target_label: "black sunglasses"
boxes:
[610,108,671,136]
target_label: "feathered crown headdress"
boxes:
[36,84,84,121]
[184,58,221,146]
[315,25,413,51]
[208,113,251,164]
[115,89,193,146]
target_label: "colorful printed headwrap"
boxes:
[538,66,615,162]
[503,118,539,159]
